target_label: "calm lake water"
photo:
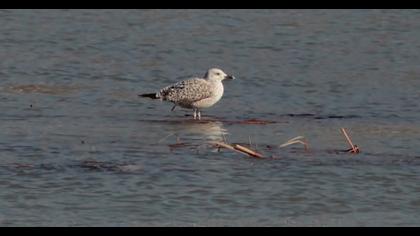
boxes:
[1,9,420,226]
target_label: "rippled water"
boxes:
[1,9,420,226]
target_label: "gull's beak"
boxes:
[225,75,235,80]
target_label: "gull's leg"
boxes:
[197,110,201,120]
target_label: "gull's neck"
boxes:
[207,77,223,84]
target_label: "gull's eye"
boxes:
[216,72,220,75]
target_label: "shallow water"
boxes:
[1,9,420,226]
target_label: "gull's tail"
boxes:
[139,93,160,99]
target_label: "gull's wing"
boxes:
[158,78,213,105]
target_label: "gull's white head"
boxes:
[204,68,235,81]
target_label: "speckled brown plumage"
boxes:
[158,78,213,108]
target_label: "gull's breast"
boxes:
[192,81,224,109]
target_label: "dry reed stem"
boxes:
[213,141,249,157]
[213,141,264,158]
[340,128,359,153]
[279,136,309,151]
[233,144,264,158]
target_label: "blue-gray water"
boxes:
[1,9,420,226]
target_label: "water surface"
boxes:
[1,9,420,226]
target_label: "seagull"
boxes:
[139,68,235,120]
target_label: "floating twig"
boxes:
[340,128,360,154]
[279,136,309,151]
[213,141,245,155]
[213,141,264,158]
[233,144,264,158]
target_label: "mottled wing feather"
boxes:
[159,78,213,105]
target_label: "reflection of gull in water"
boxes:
[166,120,228,143]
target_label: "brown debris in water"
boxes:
[12,163,34,169]
[80,160,143,173]
[168,142,196,149]
[5,84,83,95]
[231,118,277,125]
